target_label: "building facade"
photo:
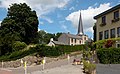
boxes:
[48,11,89,46]
[94,4,120,47]
[58,33,88,45]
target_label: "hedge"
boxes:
[0,44,84,61]
[35,44,84,57]
[97,48,120,64]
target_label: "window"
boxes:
[79,40,81,44]
[110,28,115,38]
[99,31,103,40]
[75,39,76,43]
[114,11,119,19]
[71,38,73,43]
[117,27,120,37]
[104,30,109,39]
[117,44,120,48]
[84,37,86,40]
[102,16,106,24]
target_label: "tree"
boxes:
[54,32,62,41]
[0,3,39,55]
[38,30,46,44]
[38,30,62,44]
[7,3,39,44]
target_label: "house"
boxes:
[48,11,89,46]
[93,4,120,48]
[48,38,65,46]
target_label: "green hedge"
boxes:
[35,44,84,57]
[0,47,37,61]
[0,44,84,61]
[97,48,120,64]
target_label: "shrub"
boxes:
[12,41,27,51]
[97,48,120,64]
[83,60,96,74]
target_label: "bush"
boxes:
[83,60,96,74]
[33,44,84,57]
[0,44,84,61]
[12,41,27,51]
[97,48,120,64]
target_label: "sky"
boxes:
[0,0,120,39]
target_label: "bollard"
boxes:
[42,57,46,70]
[2,60,3,68]
[67,54,70,64]
[24,61,27,74]
[21,59,23,67]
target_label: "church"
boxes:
[48,11,89,46]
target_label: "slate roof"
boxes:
[52,41,65,45]
[94,4,120,19]
[64,33,82,39]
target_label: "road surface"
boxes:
[0,55,84,74]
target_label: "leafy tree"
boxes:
[38,30,46,44]
[7,3,39,44]
[38,30,62,44]
[54,32,62,41]
[0,3,39,55]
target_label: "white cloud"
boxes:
[0,21,1,26]
[69,6,75,11]
[61,24,69,32]
[0,0,70,23]
[38,28,40,31]
[39,21,44,25]
[66,3,111,34]
[41,16,53,24]
[0,0,25,8]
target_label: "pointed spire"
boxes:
[77,11,84,35]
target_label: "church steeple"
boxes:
[77,11,84,35]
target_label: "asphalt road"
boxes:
[0,54,83,74]
[96,64,120,74]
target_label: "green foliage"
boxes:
[0,3,38,55]
[34,44,83,57]
[97,48,120,64]
[0,44,84,61]
[83,60,96,74]
[0,46,37,61]
[12,41,27,51]
[38,30,62,44]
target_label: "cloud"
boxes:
[0,0,70,16]
[61,24,69,32]
[0,21,1,26]
[66,3,111,34]
[39,21,44,25]
[38,28,40,31]
[41,16,54,24]
[0,0,25,8]
[69,6,75,11]
[0,0,70,23]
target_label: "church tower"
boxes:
[77,11,84,36]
